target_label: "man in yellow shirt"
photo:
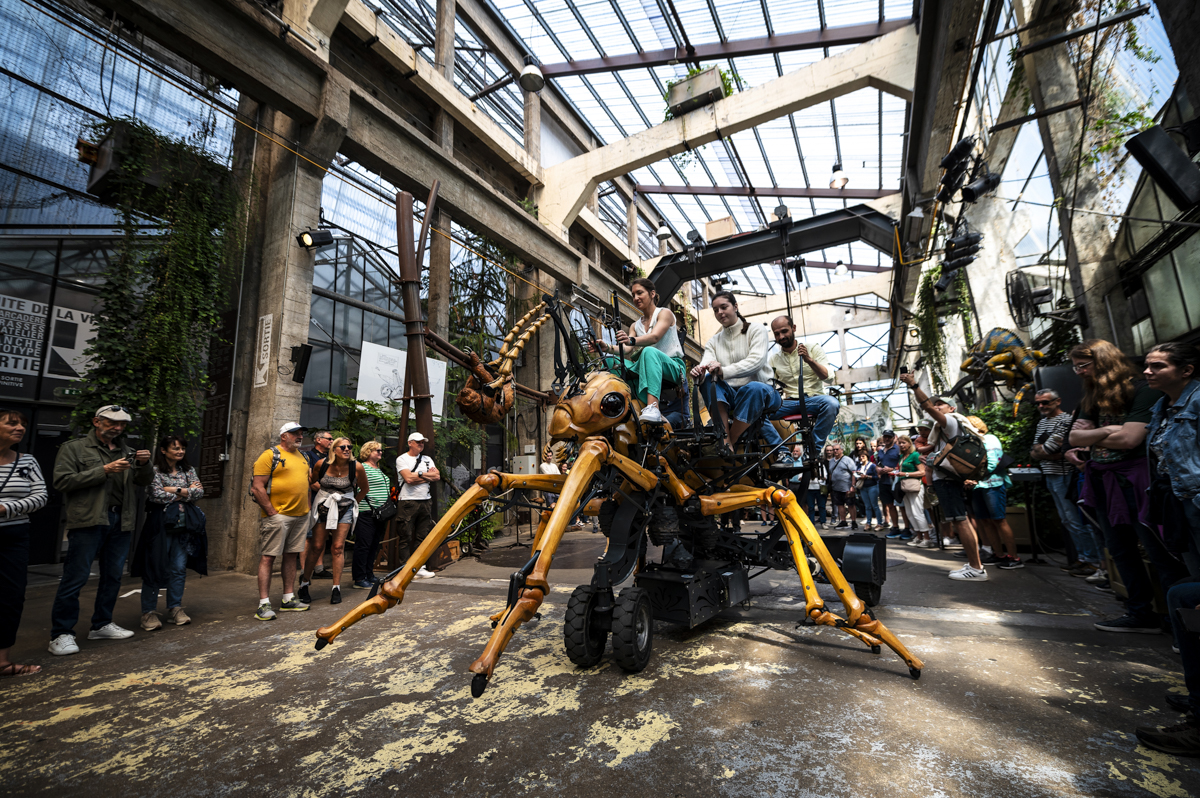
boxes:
[249,423,312,620]
[767,316,840,453]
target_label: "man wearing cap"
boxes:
[48,405,153,656]
[874,430,905,536]
[899,373,986,580]
[249,423,313,620]
[396,432,440,579]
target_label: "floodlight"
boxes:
[655,224,672,242]
[296,229,334,249]
[833,260,848,276]
[773,203,789,220]
[961,172,1002,202]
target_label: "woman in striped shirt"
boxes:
[353,441,393,589]
[0,408,48,677]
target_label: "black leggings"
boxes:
[0,523,31,649]
[351,514,383,583]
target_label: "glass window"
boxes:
[1171,232,1200,328]
[303,343,332,401]
[1144,256,1188,342]
[0,241,57,274]
[57,241,117,286]
[1132,318,1155,355]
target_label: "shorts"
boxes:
[831,490,850,507]
[260,513,310,558]
[971,485,1008,521]
[878,480,896,506]
[932,479,969,522]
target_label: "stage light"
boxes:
[296,229,333,249]
[961,172,1002,202]
[935,269,958,292]
[834,260,848,276]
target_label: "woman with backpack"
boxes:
[1068,339,1176,634]
[298,437,367,605]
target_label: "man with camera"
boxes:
[48,405,153,656]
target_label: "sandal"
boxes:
[0,662,42,677]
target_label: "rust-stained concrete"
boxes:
[1,530,1197,797]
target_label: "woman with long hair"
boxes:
[137,435,203,630]
[895,435,932,546]
[0,409,46,676]
[689,291,782,454]
[1068,339,1178,634]
[299,437,367,605]
[588,277,686,424]
[856,451,882,530]
[352,441,392,589]
[853,437,872,464]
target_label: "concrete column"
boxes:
[524,91,541,163]
[1014,6,1120,340]
[432,0,456,152]
[229,77,349,573]
[426,0,456,345]
[626,195,638,253]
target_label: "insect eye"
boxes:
[599,392,626,419]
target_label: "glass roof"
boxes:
[374,0,912,297]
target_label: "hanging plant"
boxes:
[663,66,739,170]
[955,269,975,349]
[71,116,242,442]
[912,265,948,391]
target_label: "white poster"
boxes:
[253,314,272,388]
[0,293,95,397]
[356,340,446,419]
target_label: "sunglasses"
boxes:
[1034,400,1056,406]
[1072,362,1092,373]
[335,444,352,450]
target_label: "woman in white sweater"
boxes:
[689,291,782,452]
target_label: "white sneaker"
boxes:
[919,538,938,548]
[415,567,436,579]
[949,565,988,581]
[639,403,664,424]
[943,538,963,549]
[906,538,924,547]
[87,623,135,640]
[1085,569,1109,584]
[48,634,79,656]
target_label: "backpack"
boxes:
[932,413,988,480]
[247,446,283,498]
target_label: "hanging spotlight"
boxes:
[518,55,545,93]
[961,172,1002,202]
[296,229,334,249]
[655,223,672,242]
[843,307,854,322]
[906,205,925,221]
[833,259,849,276]
[935,269,958,292]
[936,136,975,204]
[829,163,848,190]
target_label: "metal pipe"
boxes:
[397,191,435,446]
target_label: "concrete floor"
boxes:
[1,528,1197,797]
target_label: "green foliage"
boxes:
[913,265,948,391]
[1040,317,1083,366]
[458,501,501,550]
[973,401,1038,462]
[955,270,975,349]
[72,116,241,442]
[318,393,403,448]
[518,196,538,218]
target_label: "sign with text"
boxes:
[356,340,446,418]
[0,293,95,400]
[253,314,272,388]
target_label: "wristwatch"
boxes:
[629,336,637,346]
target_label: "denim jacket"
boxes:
[1147,379,1200,505]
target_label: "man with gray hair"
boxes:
[1031,389,1102,576]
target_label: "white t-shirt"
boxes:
[396,453,433,500]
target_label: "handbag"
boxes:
[899,474,922,493]
[366,494,398,523]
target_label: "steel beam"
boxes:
[1013,5,1150,59]
[539,20,912,78]
[634,185,898,199]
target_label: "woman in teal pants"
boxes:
[588,277,686,424]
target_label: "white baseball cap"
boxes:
[279,422,305,436]
[407,432,428,443]
[95,405,132,422]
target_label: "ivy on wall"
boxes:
[913,265,948,392]
[73,116,241,442]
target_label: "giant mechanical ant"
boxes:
[314,293,924,696]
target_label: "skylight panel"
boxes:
[822,0,882,27]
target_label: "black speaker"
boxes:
[1125,126,1200,210]
[290,344,313,384]
[1033,365,1084,415]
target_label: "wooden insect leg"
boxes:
[314,476,500,649]
[468,438,658,696]
[774,491,924,673]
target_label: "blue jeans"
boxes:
[141,532,187,613]
[701,379,781,443]
[51,511,131,639]
[1166,580,1200,714]
[971,485,1008,521]
[770,395,840,451]
[860,484,882,525]
[805,489,827,524]
[1044,473,1101,563]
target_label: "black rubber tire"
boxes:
[611,587,654,672]
[564,585,608,667]
[854,581,882,607]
